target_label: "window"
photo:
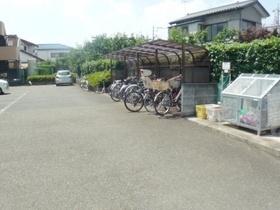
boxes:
[51,52,68,58]
[242,20,256,30]
[206,22,228,41]
[180,25,188,33]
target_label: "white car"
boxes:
[55,70,73,86]
[0,79,9,95]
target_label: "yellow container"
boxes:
[196,105,207,119]
[196,112,207,119]
[196,104,217,119]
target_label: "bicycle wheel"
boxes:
[125,85,141,97]
[81,83,88,91]
[108,84,113,96]
[124,91,144,112]
[110,83,122,102]
[176,95,181,112]
[154,91,171,115]
[144,91,155,113]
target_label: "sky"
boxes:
[1,0,279,48]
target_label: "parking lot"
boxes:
[1,85,280,209]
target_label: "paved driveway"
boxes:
[1,85,280,210]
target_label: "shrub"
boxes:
[207,36,280,83]
[27,75,55,83]
[87,70,111,88]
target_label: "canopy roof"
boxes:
[103,39,208,65]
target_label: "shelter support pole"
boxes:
[181,44,194,83]
[155,49,159,78]
[180,44,186,74]
[124,55,127,79]
[136,53,140,78]
[110,58,112,83]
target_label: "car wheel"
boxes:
[0,88,3,95]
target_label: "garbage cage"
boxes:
[220,74,280,135]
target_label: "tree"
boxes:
[237,27,280,43]
[66,33,150,76]
[188,28,208,46]
[36,61,57,75]
[213,28,238,43]
[67,46,86,77]
[168,27,187,44]
[168,27,208,46]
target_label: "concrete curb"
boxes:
[185,117,280,158]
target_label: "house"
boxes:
[0,32,44,84]
[36,44,73,61]
[0,22,24,83]
[0,21,49,84]
[19,38,44,68]
[169,0,270,41]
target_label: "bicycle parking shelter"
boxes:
[103,39,218,117]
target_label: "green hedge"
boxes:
[87,70,111,88]
[207,36,280,83]
[27,73,77,84]
[27,75,55,83]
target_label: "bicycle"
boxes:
[108,80,121,96]
[123,69,158,113]
[110,76,138,102]
[153,75,182,116]
[80,76,89,91]
[96,80,106,94]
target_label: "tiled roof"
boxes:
[37,44,73,50]
[169,0,270,24]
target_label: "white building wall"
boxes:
[20,52,35,63]
[204,11,241,26]
[37,49,71,61]
[241,6,262,24]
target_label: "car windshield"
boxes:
[58,71,70,76]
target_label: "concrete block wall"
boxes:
[181,83,218,117]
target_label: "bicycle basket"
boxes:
[141,76,153,89]
[168,78,181,88]
[152,81,169,91]
[140,69,152,77]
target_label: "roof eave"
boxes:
[169,0,270,25]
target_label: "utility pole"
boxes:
[182,0,187,15]
[152,26,165,40]
[273,4,280,27]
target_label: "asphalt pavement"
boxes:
[186,117,280,158]
[1,85,280,209]
[103,91,280,158]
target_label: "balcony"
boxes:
[0,46,20,61]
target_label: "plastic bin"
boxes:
[196,104,217,119]
[206,106,221,122]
